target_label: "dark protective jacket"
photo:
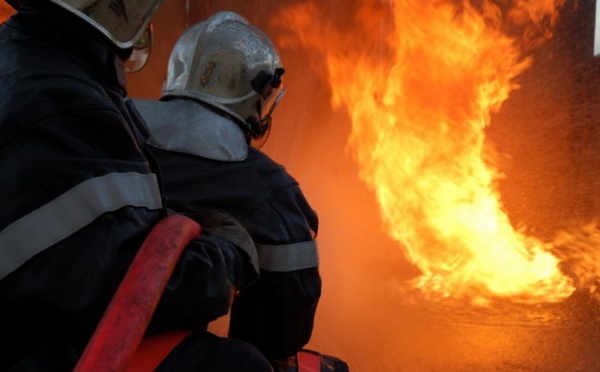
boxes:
[0,5,258,370]
[133,97,322,360]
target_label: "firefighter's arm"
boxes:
[192,209,260,287]
[148,211,259,332]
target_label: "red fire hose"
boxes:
[74,214,201,372]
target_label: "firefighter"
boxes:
[0,1,271,371]
[132,11,349,371]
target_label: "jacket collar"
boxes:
[132,98,248,162]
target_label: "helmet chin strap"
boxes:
[246,116,271,141]
[247,117,271,149]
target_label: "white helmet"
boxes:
[8,0,165,50]
[161,11,285,147]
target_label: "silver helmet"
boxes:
[44,0,165,49]
[161,11,285,147]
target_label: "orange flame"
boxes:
[275,0,574,305]
[553,221,600,298]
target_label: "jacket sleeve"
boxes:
[148,217,260,333]
[228,184,322,360]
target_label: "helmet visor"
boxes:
[258,67,285,124]
[262,86,285,123]
[124,23,152,72]
[250,87,284,149]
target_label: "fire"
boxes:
[275,0,575,305]
[553,221,600,299]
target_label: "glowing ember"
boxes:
[275,0,575,305]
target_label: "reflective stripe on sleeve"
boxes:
[0,172,163,280]
[255,240,319,272]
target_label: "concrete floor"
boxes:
[303,252,600,372]
[209,241,600,372]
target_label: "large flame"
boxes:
[275,0,575,305]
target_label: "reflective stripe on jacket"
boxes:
[0,172,162,280]
[256,241,319,272]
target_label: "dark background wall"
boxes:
[488,0,600,239]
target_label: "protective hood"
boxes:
[131,98,248,162]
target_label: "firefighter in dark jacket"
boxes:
[133,11,348,371]
[0,1,271,371]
